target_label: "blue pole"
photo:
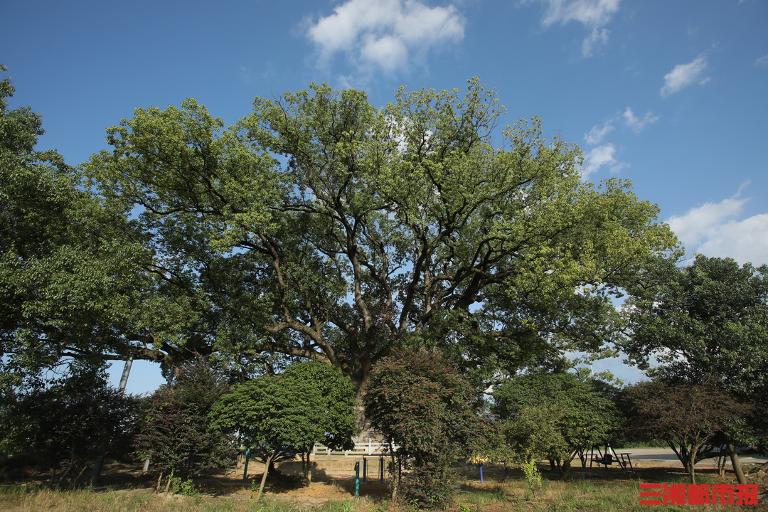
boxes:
[354,461,360,497]
[479,463,484,483]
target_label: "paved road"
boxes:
[613,448,767,465]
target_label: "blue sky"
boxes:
[3,0,767,393]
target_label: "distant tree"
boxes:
[492,372,620,475]
[364,348,483,509]
[0,363,139,487]
[209,361,356,498]
[135,359,235,490]
[623,381,750,483]
[622,255,768,481]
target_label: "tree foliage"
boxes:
[135,359,235,481]
[622,255,768,471]
[492,372,620,473]
[211,361,355,459]
[0,67,199,385]
[365,348,483,508]
[0,363,139,485]
[84,78,677,389]
[622,381,750,483]
[623,255,768,399]
[210,361,355,495]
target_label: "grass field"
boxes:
[1,464,763,512]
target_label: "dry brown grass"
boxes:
[1,463,764,511]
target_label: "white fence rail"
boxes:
[312,438,397,456]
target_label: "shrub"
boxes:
[400,461,455,510]
[365,348,483,508]
[211,361,356,498]
[622,380,752,483]
[521,457,542,498]
[135,359,235,486]
[0,363,140,486]
[169,476,199,496]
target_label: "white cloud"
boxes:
[667,186,768,265]
[755,54,768,67]
[621,107,659,133]
[584,119,614,145]
[660,55,710,97]
[538,0,621,57]
[306,0,464,74]
[668,194,748,248]
[541,0,619,27]
[360,34,408,72]
[696,214,768,265]
[584,106,658,145]
[581,143,621,178]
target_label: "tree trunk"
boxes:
[256,453,273,499]
[89,455,104,486]
[242,452,250,482]
[118,357,133,391]
[306,451,312,482]
[688,452,697,484]
[354,394,368,431]
[90,359,134,486]
[72,464,88,489]
[155,471,163,492]
[164,468,174,493]
[727,443,747,484]
[388,445,400,502]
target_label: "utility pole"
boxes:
[91,358,134,485]
[118,357,133,392]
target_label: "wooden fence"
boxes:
[312,436,397,456]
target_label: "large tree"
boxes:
[85,79,676,393]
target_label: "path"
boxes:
[621,447,767,466]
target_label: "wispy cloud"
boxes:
[621,107,659,133]
[584,106,658,145]
[660,55,710,97]
[536,0,621,57]
[305,0,464,76]
[755,54,768,67]
[581,143,622,178]
[584,119,614,145]
[667,184,768,265]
